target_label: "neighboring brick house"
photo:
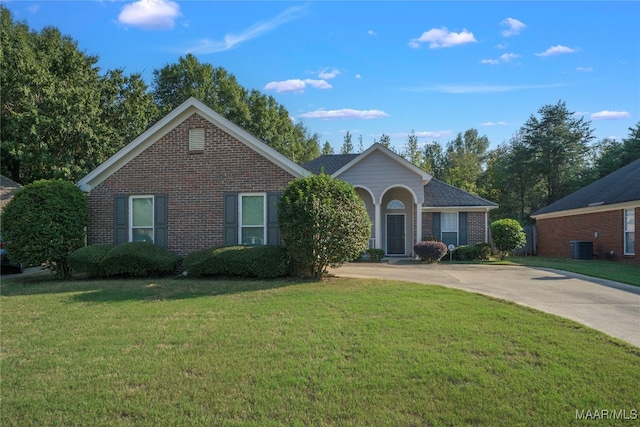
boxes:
[531,158,640,263]
[78,97,498,257]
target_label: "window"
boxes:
[441,212,458,247]
[130,196,154,243]
[624,209,635,255]
[239,194,266,245]
[387,199,405,209]
[189,128,205,151]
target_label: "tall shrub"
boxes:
[278,174,371,279]
[0,179,87,278]
[491,218,526,260]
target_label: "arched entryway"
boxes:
[381,186,417,256]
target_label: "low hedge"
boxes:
[68,244,114,277]
[101,242,182,277]
[414,240,448,263]
[184,245,290,278]
[452,243,492,261]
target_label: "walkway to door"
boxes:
[331,261,640,348]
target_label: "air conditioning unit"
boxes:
[570,241,593,260]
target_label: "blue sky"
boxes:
[6,1,639,153]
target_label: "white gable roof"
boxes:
[333,143,432,185]
[77,97,309,191]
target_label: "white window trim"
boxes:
[387,199,405,209]
[624,208,635,255]
[441,212,459,246]
[238,193,267,246]
[129,195,154,243]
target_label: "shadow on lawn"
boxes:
[0,273,305,302]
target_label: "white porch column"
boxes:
[374,202,382,249]
[416,205,422,249]
[485,208,489,243]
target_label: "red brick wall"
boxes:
[536,207,639,263]
[86,113,296,256]
[421,211,489,244]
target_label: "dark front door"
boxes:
[387,215,405,255]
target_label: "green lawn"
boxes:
[2,275,639,426]
[501,256,640,287]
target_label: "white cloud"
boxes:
[481,121,507,126]
[299,109,389,120]
[185,6,304,53]
[495,43,508,49]
[118,0,181,30]
[355,74,362,80]
[27,4,40,13]
[408,27,476,49]
[264,79,331,93]
[501,18,526,37]
[500,53,520,62]
[535,45,578,57]
[577,66,594,72]
[481,52,521,65]
[305,79,332,90]
[368,30,376,36]
[318,68,340,79]
[591,111,631,120]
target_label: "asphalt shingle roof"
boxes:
[1,175,21,210]
[302,154,360,175]
[533,157,640,216]
[424,178,498,208]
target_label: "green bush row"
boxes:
[452,243,492,261]
[68,242,181,277]
[184,245,290,278]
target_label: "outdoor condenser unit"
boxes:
[570,240,593,260]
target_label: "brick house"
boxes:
[78,97,497,257]
[531,158,640,263]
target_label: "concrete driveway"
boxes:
[332,260,640,348]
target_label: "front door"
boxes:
[387,214,405,255]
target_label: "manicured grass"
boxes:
[502,256,640,287]
[2,276,639,426]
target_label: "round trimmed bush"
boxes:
[184,245,290,278]
[279,174,371,279]
[414,241,448,263]
[0,179,87,278]
[68,244,114,277]
[101,242,181,277]
[491,218,526,260]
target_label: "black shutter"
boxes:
[114,195,127,245]
[224,192,238,245]
[154,194,168,248]
[459,212,468,245]
[432,212,441,241]
[267,192,281,245]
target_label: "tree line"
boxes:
[0,6,320,185]
[338,102,639,223]
[2,6,638,223]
